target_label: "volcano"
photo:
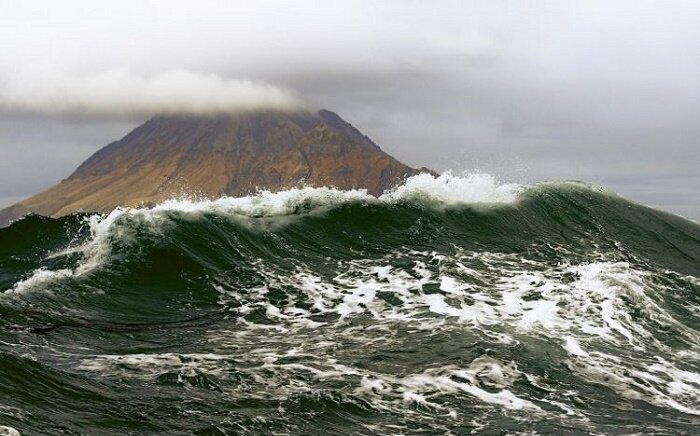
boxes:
[0,109,426,226]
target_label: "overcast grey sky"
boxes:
[0,1,698,218]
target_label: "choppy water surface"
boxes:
[1,174,699,435]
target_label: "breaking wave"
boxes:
[0,173,698,434]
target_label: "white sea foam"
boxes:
[0,426,20,436]
[77,352,230,375]
[152,172,521,214]
[69,242,700,421]
[2,206,166,296]
[201,247,700,416]
[76,349,538,416]
[4,172,699,424]
[381,172,521,204]
[3,172,522,296]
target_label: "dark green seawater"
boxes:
[1,175,699,435]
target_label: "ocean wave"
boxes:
[1,172,699,433]
[2,173,520,295]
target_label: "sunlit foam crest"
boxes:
[380,172,521,204]
[147,172,522,216]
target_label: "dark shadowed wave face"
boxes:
[0,174,699,435]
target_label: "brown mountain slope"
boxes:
[0,109,425,226]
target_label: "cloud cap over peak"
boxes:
[0,69,305,117]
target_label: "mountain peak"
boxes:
[0,109,424,226]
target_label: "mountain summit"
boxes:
[0,109,425,226]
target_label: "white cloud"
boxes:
[0,69,304,116]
